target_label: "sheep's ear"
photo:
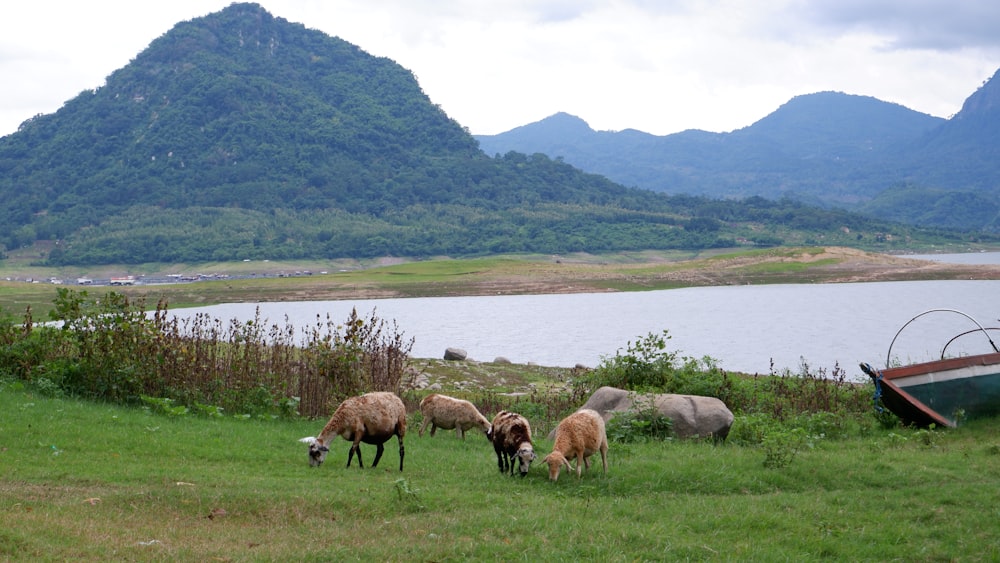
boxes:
[531,451,538,461]
[299,436,317,445]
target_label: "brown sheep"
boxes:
[418,394,491,439]
[542,409,608,481]
[489,410,536,477]
[299,392,406,471]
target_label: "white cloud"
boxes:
[0,0,998,138]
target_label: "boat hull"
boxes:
[862,352,1000,427]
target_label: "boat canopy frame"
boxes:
[885,308,1000,369]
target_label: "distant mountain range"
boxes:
[0,3,992,266]
[476,74,1000,231]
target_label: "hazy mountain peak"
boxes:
[954,68,1000,120]
[513,112,594,135]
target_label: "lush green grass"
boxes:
[3,383,1000,561]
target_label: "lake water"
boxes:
[907,251,1000,265]
[170,278,1000,379]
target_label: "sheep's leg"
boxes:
[419,419,429,437]
[371,442,385,468]
[457,426,464,440]
[576,453,585,478]
[429,425,437,437]
[347,443,364,468]
[397,436,405,471]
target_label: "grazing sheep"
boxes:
[489,410,537,477]
[418,394,491,440]
[542,409,608,482]
[299,391,406,471]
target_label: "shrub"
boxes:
[605,395,673,443]
[728,413,778,446]
[3,290,414,418]
[575,330,680,392]
[761,427,808,469]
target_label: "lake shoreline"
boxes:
[5,246,1000,319]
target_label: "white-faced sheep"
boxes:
[489,410,537,477]
[542,409,608,482]
[418,393,491,440]
[299,391,407,471]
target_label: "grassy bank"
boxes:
[2,383,998,561]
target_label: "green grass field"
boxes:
[3,383,999,561]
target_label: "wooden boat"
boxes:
[860,309,1000,427]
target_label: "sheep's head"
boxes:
[516,446,537,477]
[299,436,330,467]
[542,451,572,481]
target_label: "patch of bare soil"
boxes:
[772,247,1000,284]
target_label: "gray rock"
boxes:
[576,386,734,442]
[443,347,468,361]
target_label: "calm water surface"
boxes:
[907,251,1000,265]
[171,279,1000,377]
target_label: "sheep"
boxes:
[489,410,537,477]
[418,393,491,440]
[299,391,406,471]
[542,409,608,482]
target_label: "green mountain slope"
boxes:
[0,3,989,265]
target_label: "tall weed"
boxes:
[3,290,413,417]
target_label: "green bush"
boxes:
[605,395,673,443]
[761,427,808,469]
[728,413,779,446]
[576,330,681,391]
[1,290,414,417]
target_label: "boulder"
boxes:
[443,347,468,361]
[578,386,733,442]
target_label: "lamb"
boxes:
[542,409,608,482]
[418,393,491,439]
[299,391,407,471]
[489,410,537,477]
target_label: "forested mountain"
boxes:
[477,79,1000,232]
[0,3,990,266]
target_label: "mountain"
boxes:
[0,3,659,264]
[0,4,987,266]
[898,68,1000,188]
[476,85,1000,230]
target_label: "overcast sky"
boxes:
[2,1,999,138]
